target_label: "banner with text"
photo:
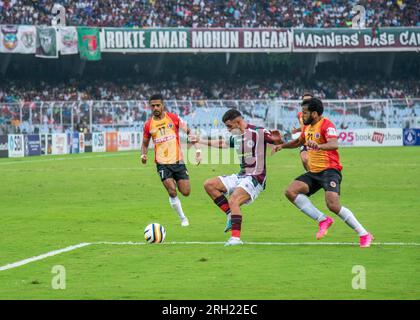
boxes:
[293,27,420,52]
[52,134,68,155]
[8,134,24,157]
[101,28,291,53]
[24,134,41,156]
[93,132,106,152]
[131,132,141,151]
[338,129,403,147]
[118,132,132,151]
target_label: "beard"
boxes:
[303,116,313,125]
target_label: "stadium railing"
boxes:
[1,99,419,136]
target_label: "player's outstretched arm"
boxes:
[271,136,304,155]
[179,119,198,144]
[291,127,302,134]
[266,129,284,145]
[205,137,229,149]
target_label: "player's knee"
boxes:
[284,188,296,202]
[326,201,340,214]
[180,188,191,197]
[204,179,215,193]
[228,197,239,209]
[168,189,178,198]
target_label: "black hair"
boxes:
[301,97,324,116]
[222,109,242,123]
[301,92,314,100]
[149,93,164,102]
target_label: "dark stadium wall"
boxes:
[1,52,419,81]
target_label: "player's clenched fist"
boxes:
[306,140,320,150]
[269,130,283,145]
[141,154,147,164]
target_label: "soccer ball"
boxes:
[144,223,166,244]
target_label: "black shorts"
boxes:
[300,145,308,153]
[156,163,189,182]
[295,169,342,196]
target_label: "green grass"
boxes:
[0,147,419,299]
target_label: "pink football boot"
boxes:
[360,233,375,248]
[316,217,334,240]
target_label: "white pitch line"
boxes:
[98,241,420,246]
[0,243,92,272]
[1,241,419,272]
[0,152,135,166]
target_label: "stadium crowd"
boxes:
[1,77,419,102]
[0,0,418,28]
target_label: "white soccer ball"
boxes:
[144,223,166,244]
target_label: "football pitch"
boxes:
[0,147,419,300]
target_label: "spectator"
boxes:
[0,77,418,102]
[0,0,418,28]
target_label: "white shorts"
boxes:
[218,174,264,205]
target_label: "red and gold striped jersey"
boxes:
[143,112,184,164]
[297,112,304,130]
[300,117,342,173]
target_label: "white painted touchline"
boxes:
[0,243,91,271]
[1,241,419,272]
[0,152,136,166]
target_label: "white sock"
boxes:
[293,194,327,222]
[338,206,368,236]
[169,196,186,220]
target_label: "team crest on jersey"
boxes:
[246,140,255,148]
[167,123,174,129]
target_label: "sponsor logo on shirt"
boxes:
[326,127,337,137]
[155,135,176,144]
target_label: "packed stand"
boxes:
[1,77,419,103]
[0,0,418,28]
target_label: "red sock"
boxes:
[231,215,242,238]
[214,195,231,215]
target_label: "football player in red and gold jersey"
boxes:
[291,93,313,171]
[141,94,199,227]
[272,97,374,248]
